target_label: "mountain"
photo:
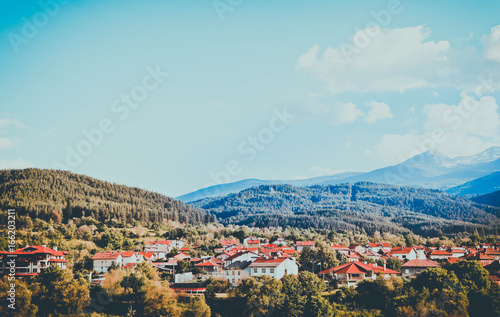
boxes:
[178,147,500,202]
[447,171,500,196]
[0,168,213,225]
[189,182,500,237]
[176,172,362,202]
[472,190,500,207]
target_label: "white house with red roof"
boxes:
[92,251,123,273]
[367,242,391,253]
[331,244,349,254]
[295,241,315,252]
[429,250,453,261]
[0,245,68,277]
[248,257,299,280]
[144,240,184,259]
[401,259,440,278]
[319,261,399,287]
[389,247,417,261]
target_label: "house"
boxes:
[349,244,367,254]
[225,251,260,267]
[319,261,377,288]
[463,252,495,266]
[248,257,299,280]
[220,239,239,247]
[0,245,68,277]
[195,259,222,273]
[485,248,500,261]
[274,238,287,246]
[224,261,252,286]
[144,240,184,259]
[345,252,361,263]
[92,252,123,274]
[243,237,260,247]
[401,259,440,278]
[367,242,391,253]
[389,247,417,261]
[429,250,453,261]
[295,241,315,252]
[173,252,191,261]
[331,244,350,254]
[360,250,382,261]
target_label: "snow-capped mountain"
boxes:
[176,147,500,202]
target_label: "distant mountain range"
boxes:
[190,182,500,237]
[446,171,500,196]
[472,190,500,207]
[177,147,500,202]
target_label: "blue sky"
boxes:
[1,0,500,197]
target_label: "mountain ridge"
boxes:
[178,147,500,202]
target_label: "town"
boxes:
[3,237,499,295]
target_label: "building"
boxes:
[295,241,315,252]
[319,261,399,288]
[248,257,299,280]
[92,252,123,273]
[401,259,440,278]
[224,261,252,286]
[463,252,495,266]
[331,244,350,254]
[0,245,68,277]
[429,250,453,261]
[389,247,417,261]
[144,240,184,259]
[367,242,391,253]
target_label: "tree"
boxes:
[231,275,283,316]
[386,257,402,272]
[182,296,211,317]
[0,276,38,317]
[33,265,89,315]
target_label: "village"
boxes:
[2,237,500,296]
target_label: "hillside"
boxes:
[472,190,500,207]
[190,183,500,236]
[178,147,500,202]
[446,171,500,196]
[0,169,213,225]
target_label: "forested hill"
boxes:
[0,169,214,225]
[190,183,500,236]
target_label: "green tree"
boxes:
[0,276,38,317]
[33,265,89,315]
[231,275,283,316]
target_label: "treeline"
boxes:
[191,183,500,236]
[0,169,214,226]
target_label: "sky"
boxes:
[1,0,500,197]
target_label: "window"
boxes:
[254,268,257,273]
[270,269,274,273]
[405,269,409,273]
[262,269,266,273]
[238,271,241,276]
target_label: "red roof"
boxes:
[123,263,138,269]
[195,260,220,267]
[147,240,173,245]
[120,252,136,258]
[249,257,289,267]
[180,247,190,251]
[391,247,415,254]
[5,245,66,257]
[296,241,315,246]
[221,239,239,246]
[430,250,453,256]
[369,242,391,248]
[319,261,374,275]
[401,259,440,268]
[331,244,349,249]
[92,252,122,260]
[365,263,399,274]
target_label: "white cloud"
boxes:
[364,101,393,123]
[346,141,352,147]
[0,159,34,170]
[0,117,28,130]
[0,136,18,149]
[482,25,500,63]
[376,92,500,164]
[297,26,451,94]
[331,102,364,125]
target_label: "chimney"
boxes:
[383,262,386,271]
[42,245,46,248]
[53,246,58,251]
